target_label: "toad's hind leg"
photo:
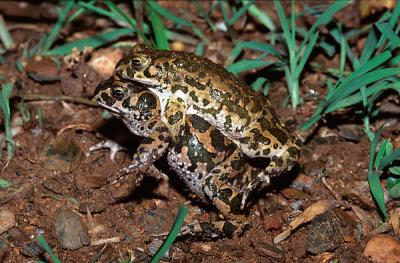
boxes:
[181,149,259,238]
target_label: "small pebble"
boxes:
[52,206,89,250]
[0,210,16,234]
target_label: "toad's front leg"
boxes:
[121,122,172,174]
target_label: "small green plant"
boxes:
[368,128,400,219]
[226,1,348,100]
[37,234,62,263]
[0,83,15,160]
[301,2,400,136]
[0,178,12,189]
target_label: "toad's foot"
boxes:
[89,139,168,182]
[89,139,127,161]
[179,217,250,239]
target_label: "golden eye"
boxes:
[112,87,127,99]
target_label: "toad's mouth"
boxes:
[97,101,122,115]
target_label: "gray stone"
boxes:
[52,206,89,250]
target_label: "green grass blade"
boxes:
[297,1,348,63]
[326,68,400,111]
[360,26,378,64]
[319,39,336,57]
[274,0,295,53]
[369,127,383,171]
[0,83,14,160]
[194,0,216,31]
[378,149,400,171]
[37,234,62,263]
[374,140,389,169]
[104,0,149,45]
[78,1,121,21]
[41,1,75,53]
[146,3,169,50]
[227,59,276,74]
[339,32,346,75]
[147,0,207,42]
[66,0,96,24]
[306,1,349,42]
[228,0,256,26]
[390,167,400,175]
[389,1,400,27]
[195,42,205,56]
[294,31,319,78]
[0,15,14,49]
[326,81,399,112]
[44,28,133,56]
[150,206,188,263]
[368,171,388,218]
[228,41,281,65]
[251,77,267,92]
[245,1,276,31]
[376,22,400,48]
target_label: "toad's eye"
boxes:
[112,87,127,99]
[131,58,142,67]
[130,56,149,69]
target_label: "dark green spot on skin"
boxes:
[185,76,206,90]
[263,149,270,156]
[202,99,210,106]
[250,128,271,145]
[229,194,242,214]
[142,137,155,144]
[212,169,221,174]
[143,66,155,78]
[211,129,234,152]
[189,91,198,102]
[269,128,288,145]
[189,115,211,133]
[168,111,183,125]
[258,117,272,130]
[156,126,168,132]
[239,137,250,144]
[217,188,233,205]
[222,221,237,236]
[273,143,278,149]
[171,85,188,94]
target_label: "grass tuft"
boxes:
[0,83,15,160]
[150,206,188,263]
[368,128,400,219]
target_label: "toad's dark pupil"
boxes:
[131,59,142,67]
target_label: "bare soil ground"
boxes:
[0,1,399,262]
